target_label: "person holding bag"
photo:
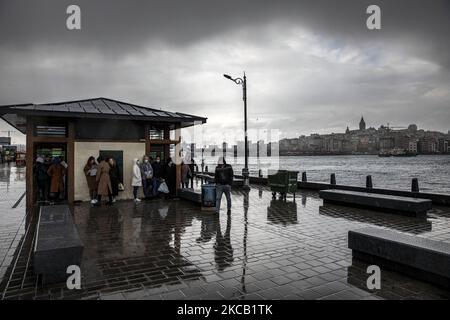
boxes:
[158,180,170,194]
[109,157,121,203]
[151,155,163,197]
[164,157,177,198]
[140,155,154,199]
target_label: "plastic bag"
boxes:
[89,167,97,176]
[158,181,169,194]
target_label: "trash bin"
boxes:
[267,170,298,200]
[201,184,216,208]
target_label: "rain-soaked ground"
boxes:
[1,163,450,300]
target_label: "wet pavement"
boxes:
[1,164,450,300]
[0,163,26,287]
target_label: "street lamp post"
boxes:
[223,72,250,190]
[201,146,205,173]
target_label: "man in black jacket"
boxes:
[151,155,163,196]
[214,157,233,214]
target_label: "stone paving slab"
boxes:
[1,169,450,300]
[0,164,26,287]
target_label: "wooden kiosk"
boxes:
[0,97,206,210]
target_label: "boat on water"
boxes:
[392,148,417,157]
[378,150,392,157]
[379,148,417,157]
[393,151,417,157]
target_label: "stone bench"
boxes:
[348,227,450,289]
[319,189,432,218]
[179,188,218,212]
[195,173,214,183]
[195,173,244,187]
[34,205,84,284]
[232,178,244,187]
[179,188,202,204]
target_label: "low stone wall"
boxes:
[194,172,450,206]
[298,181,450,206]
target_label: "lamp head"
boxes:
[223,74,233,80]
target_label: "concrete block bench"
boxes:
[179,188,202,204]
[348,227,450,289]
[195,173,214,183]
[319,189,432,218]
[195,173,244,187]
[179,188,218,212]
[231,178,244,187]
[34,205,84,284]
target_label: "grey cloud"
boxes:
[1,0,449,63]
[0,0,449,144]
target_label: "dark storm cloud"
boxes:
[0,0,449,144]
[1,0,449,66]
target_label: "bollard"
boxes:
[302,172,307,182]
[412,178,419,193]
[330,173,336,185]
[258,169,262,178]
[366,175,373,189]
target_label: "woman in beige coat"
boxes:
[47,157,66,201]
[95,156,113,205]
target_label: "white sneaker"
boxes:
[134,198,141,202]
[112,198,116,203]
[90,199,98,204]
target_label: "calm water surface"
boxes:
[199,155,450,194]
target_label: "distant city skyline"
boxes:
[188,114,450,159]
[187,115,449,148]
[2,113,449,147]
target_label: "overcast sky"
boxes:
[0,0,449,145]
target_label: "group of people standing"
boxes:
[33,156,68,203]
[131,155,194,202]
[36,152,235,213]
[84,156,121,206]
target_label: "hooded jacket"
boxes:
[131,159,142,187]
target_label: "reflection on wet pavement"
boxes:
[1,165,450,300]
[0,164,26,286]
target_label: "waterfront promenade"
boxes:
[1,163,450,300]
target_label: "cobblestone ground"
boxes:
[1,169,450,300]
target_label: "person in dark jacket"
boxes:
[83,156,98,204]
[165,157,177,198]
[189,159,196,188]
[140,155,154,199]
[109,157,121,203]
[34,156,48,202]
[214,157,233,214]
[151,155,163,196]
[44,155,52,199]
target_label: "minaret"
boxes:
[359,116,366,131]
